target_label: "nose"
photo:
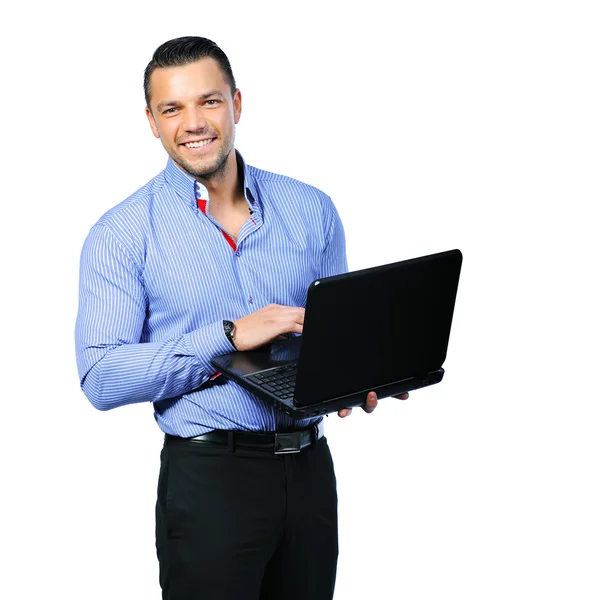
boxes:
[183,106,208,132]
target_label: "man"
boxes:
[75,36,407,600]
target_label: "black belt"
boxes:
[165,419,324,455]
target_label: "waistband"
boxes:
[164,418,324,455]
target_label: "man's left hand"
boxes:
[337,391,410,418]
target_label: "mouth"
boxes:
[180,138,216,149]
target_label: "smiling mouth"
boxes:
[182,138,215,148]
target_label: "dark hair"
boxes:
[144,36,236,107]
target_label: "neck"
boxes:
[197,150,245,209]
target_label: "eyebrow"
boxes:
[156,90,225,113]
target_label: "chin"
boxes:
[167,140,233,180]
[179,157,225,181]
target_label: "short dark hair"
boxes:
[144,36,237,107]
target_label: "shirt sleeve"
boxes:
[75,224,234,411]
[319,195,348,279]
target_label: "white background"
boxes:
[2,1,599,598]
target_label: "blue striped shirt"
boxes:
[75,152,347,436]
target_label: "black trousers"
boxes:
[156,435,338,600]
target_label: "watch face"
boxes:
[223,320,236,349]
[223,320,234,335]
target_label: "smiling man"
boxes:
[146,60,240,181]
[76,36,407,600]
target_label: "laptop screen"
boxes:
[294,250,462,404]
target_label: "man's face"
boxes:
[146,58,241,181]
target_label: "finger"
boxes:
[337,408,352,418]
[393,392,410,400]
[278,306,304,330]
[362,391,378,414]
[288,308,304,333]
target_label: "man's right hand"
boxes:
[232,304,305,351]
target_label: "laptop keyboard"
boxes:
[246,363,297,400]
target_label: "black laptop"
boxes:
[211,249,463,419]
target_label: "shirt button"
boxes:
[235,250,241,257]
[249,296,253,304]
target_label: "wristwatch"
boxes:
[223,320,236,348]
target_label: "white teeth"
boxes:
[185,139,213,148]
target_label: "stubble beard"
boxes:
[171,133,235,183]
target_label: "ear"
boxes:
[233,89,242,125]
[145,106,161,139]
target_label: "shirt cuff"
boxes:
[183,320,236,377]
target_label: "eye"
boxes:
[205,99,220,106]
[164,108,178,115]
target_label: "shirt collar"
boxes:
[163,150,259,209]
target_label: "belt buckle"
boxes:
[274,432,302,454]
